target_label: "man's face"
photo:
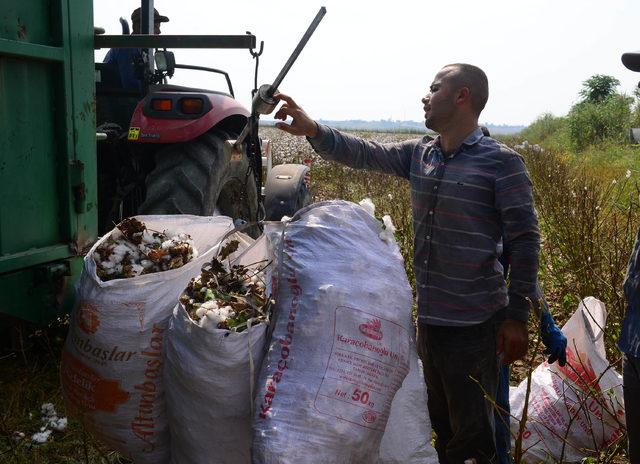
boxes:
[132,21,162,35]
[422,68,457,132]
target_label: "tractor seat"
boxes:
[622,52,640,72]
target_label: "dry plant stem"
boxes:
[514,309,545,464]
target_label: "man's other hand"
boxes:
[496,319,528,365]
[273,93,318,138]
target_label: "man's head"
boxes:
[422,63,488,133]
[131,7,169,35]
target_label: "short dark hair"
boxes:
[443,63,489,117]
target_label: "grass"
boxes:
[1,127,635,463]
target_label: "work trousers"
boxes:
[417,312,503,464]
[624,354,640,464]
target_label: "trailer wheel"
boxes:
[138,129,258,230]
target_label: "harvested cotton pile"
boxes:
[93,217,198,281]
[179,240,271,333]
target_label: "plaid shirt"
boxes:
[309,125,540,326]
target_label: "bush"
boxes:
[518,113,570,151]
[567,94,634,151]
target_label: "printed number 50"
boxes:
[352,388,370,405]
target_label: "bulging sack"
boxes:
[379,348,438,464]
[252,201,414,464]
[164,234,271,464]
[60,215,235,464]
[510,297,625,463]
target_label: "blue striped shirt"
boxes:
[308,125,540,326]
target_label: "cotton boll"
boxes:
[41,403,56,418]
[379,215,397,243]
[201,300,219,311]
[32,430,52,444]
[195,306,207,318]
[130,264,144,276]
[358,198,376,217]
[49,417,67,432]
[140,259,154,269]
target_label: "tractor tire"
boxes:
[138,129,258,232]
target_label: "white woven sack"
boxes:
[60,215,235,464]
[379,348,438,463]
[164,234,270,464]
[510,297,625,463]
[252,201,414,464]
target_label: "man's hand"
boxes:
[273,93,318,138]
[496,319,528,365]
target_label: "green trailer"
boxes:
[0,0,97,325]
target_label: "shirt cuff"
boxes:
[306,123,331,150]
[505,293,530,323]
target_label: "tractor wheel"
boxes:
[138,129,258,232]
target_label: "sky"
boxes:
[94,0,640,127]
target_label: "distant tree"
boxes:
[579,74,621,103]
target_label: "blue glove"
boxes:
[540,309,567,366]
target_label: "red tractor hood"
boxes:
[128,89,249,143]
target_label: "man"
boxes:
[103,7,169,91]
[621,230,640,463]
[274,63,540,463]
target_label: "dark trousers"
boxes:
[624,354,640,464]
[417,313,502,464]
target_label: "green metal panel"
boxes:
[0,0,97,323]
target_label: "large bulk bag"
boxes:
[252,201,414,464]
[60,215,234,464]
[164,233,271,464]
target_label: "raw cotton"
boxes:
[164,233,272,464]
[252,200,414,464]
[60,215,235,464]
[510,297,625,463]
[93,217,198,281]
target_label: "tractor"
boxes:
[94,2,324,236]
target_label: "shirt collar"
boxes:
[461,127,485,147]
[430,127,485,157]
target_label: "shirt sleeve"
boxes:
[307,124,416,179]
[495,153,541,322]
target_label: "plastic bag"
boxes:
[510,297,625,463]
[379,347,439,463]
[252,201,414,464]
[60,215,234,464]
[164,234,270,464]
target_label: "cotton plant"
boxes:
[93,217,197,281]
[180,239,272,333]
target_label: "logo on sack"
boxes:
[362,410,377,423]
[557,348,601,394]
[78,302,100,334]
[359,318,383,340]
